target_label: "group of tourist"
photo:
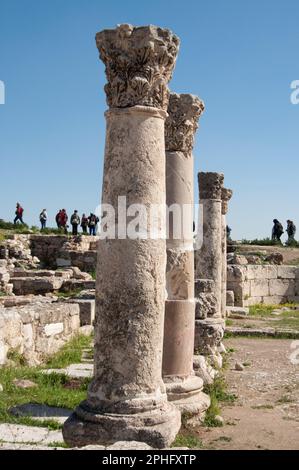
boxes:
[55,209,99,236]
[13,203,99,236]
[272,219,297,244]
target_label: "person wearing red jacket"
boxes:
[14,202,24,224]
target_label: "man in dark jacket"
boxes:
[272,219,284,243]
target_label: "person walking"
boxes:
[14,202,24,224]
[70,210,80,236]
[286,220,296,245]
[88,213,99,236]
[81,213,88,234]
[271,219,284,243]
[39,209,47,230]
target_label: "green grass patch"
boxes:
[241,238,282,246]
[276,395,294,404]
[45,334,93,369]
[56,289,84,299]
[47,441,69,448]
[0,334,93,430]
[171,433,203,449]
[203,374,237,427]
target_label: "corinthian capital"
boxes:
[165,93,205,153]
[95,24,180,110]
[221,188,233,214]
[198,172,224,200]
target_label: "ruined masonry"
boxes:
[162,93,210,416]
[63,24,181,449]
[195,172,225,368]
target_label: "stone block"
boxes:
[250,279,269,297]
[226,290,234,306]
[269,279,295,297]
[66,299,95,326]
[11,277,64,295]
[44,322,64,337]
[227,265,246,282]
[262,296,287,305]
[277,266,297,279]
[243,296,263,306]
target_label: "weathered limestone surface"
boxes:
[227,264,299,306]
[195,172,224,366]
[0,300,80,365]
[63,24,181,449]
[162,93,209,415]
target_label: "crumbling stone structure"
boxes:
[63,24,181,449]
[221,188,233,317]
[162,93,209,415]
[195,172,225,366]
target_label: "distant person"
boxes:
[81,213,88,234]
[272,219,284,243]
[39,209,47,230]
[88,213,99,236]
[70,210,80,236]
[226,225,232,241]
[59,209,68,234]
[55,210,62,229]
[286,220,296,244]
[14,202,24,224]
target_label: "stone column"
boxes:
[194,172,225,366]
[63,24,181,449]
[221,188,233,317]
[162,93,209,416]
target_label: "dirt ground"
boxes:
[237,244,299,265]
[198,337,299,450]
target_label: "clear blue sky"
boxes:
[0,0,298,240]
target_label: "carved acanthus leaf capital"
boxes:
[198,172,224,200]
[165,93,205,154]
[96,24,180,110]
[221,188,233,214]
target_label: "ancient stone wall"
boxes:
[0,300,81,366]
[227,264,299,306]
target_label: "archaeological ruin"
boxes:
[0,21,298,452]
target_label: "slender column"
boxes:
[221,188,233,317]
[63,24,181,449]
[194,172,225,366]
[162,94,209,416]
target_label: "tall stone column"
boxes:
[162,93,210,416]
[194,172,225,366]
[63,24,181,449]
[221,188,233,317]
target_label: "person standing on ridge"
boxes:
[81,213,88,234]
[271,219,284,243]
[88,213,99,236]
[70,210,80,236]
[14,202,24,225]
[286,220,296,245]
[39,209,47,230]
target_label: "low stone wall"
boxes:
[227,264,299,306]
[0,300,81,366]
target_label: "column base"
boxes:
[164,375,210,417]
[62,400,181,449]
